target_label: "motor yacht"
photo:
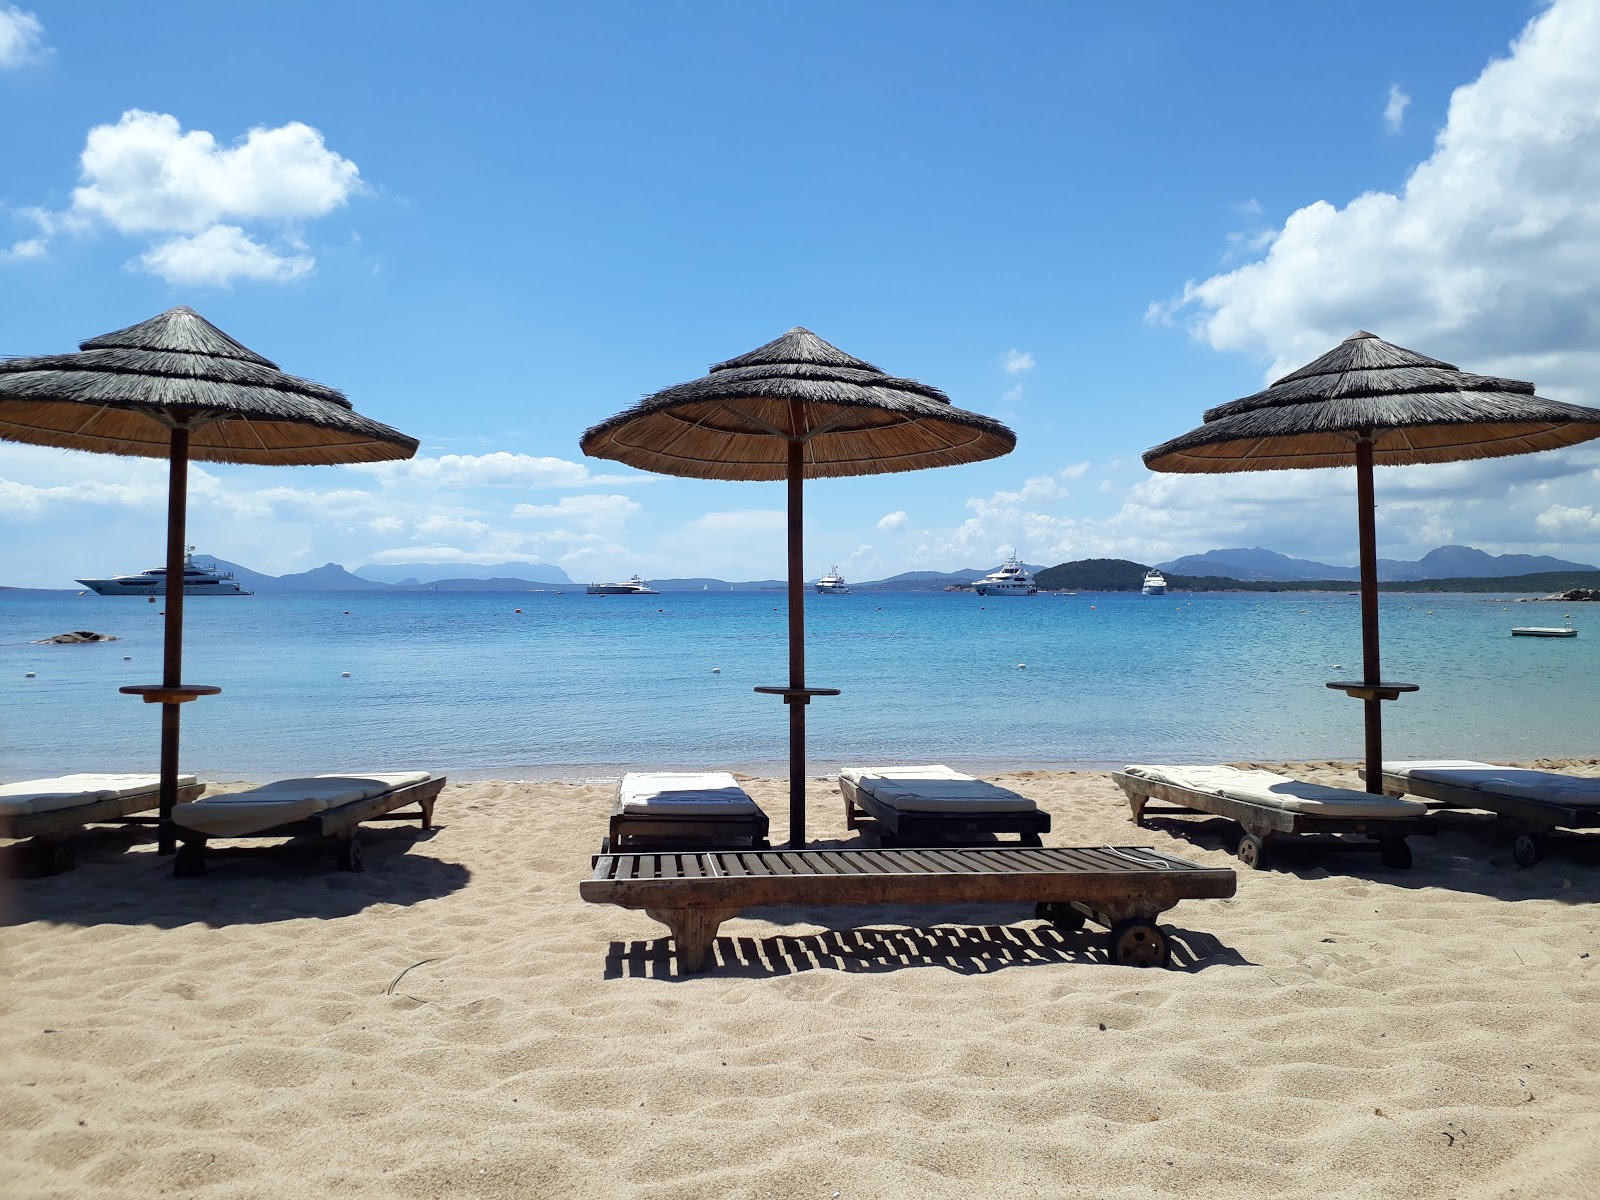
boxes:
[815,567,850,595]
[973,554,1037,596]
[587,575,660,595]
[77,548,250,596]
[1141,569,1168,596]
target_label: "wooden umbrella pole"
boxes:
[786,425,807,846]
[1355,434,1384,794]
[157,425,190,854]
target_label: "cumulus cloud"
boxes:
[1152,0,1600,401]
[876,510,910,532]
[1000,349,1035,373]
[0,6,44,68]
[1384,84,1412,133]
[1535,503,1600,533]
[140,225,313,285]
[16,110,361,284]
[513,494,641,520]
[357,452,637,488]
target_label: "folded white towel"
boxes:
[618,772,759,816]
[1124,765,1425,819]
[0,773,197,817]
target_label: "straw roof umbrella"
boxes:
[1144,330,1600,792]
[0,306,418,853]
[582,327,1015,845]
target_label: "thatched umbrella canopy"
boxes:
[0,307,418,854]
[1145,330,1600,792]
[582,327,1015,844]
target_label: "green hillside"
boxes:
[1033,560,1600,594]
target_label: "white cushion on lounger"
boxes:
[0,773,196,817]
[844,766,1039,813]
[1385,760,1600,806]
[618,772,758,816]
[1124,765,1425,819]
[173,772,434,837]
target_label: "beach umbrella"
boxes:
[0,307,418,852]
[1143,330,1600,792]
[581,328,1015,845]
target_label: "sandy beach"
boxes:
[4,762,1598,1199]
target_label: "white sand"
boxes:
[4,762,1598,1199]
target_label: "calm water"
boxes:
[1,588,1593,782]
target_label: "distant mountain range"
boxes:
[1156,545,1598,582]
[353,561,573,585]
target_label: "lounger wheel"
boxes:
[1378,838,1412,869]
[1106,919,1170,968]
[1513,833,1543,869]
[335,835,365,873]
[1236,833,1267,870]
[173,840,207,878]
[1035,901,1085,932]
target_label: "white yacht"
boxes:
[587,575,660,595]
[1141,569,1168,596]
[815,566,850,595]
[973,554,1037,596]
[77,548,250,596]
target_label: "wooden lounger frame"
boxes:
[840,776,1051,847]
[172,776,445,876]
[2,782,207,875]
[1112,770,1423,870]
[581,844,1236,972]
[1377,769,1600,867]
[608,799,769,852]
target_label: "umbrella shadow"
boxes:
[601,907,1250,980]
[2,823,468,929]
[1137,813,1600,904]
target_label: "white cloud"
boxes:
[1000,349,1035,373]
[4,237,45,260]
[140,224,313,285]
[513,494,641,520]
[876,510,910,532]
[72,111,360,234]
[0,5,44,68]
[1535,503,1600,533]
[357,452,637,488]
[1001,384,1024,403]
[15,110,361,284]
[1384,84,1412,133]
[1153,0,1600,401]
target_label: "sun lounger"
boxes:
[839,765,1051,846]
[582,844,1235,972]
[0,773,204,874]
[1113,765,1426,870]
[1377,760,1600,867]
[170,772,444,875]
[607,771,770,850]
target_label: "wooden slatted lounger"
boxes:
[171,773,445,876]
[581,844,1237,972]
[1377,761,1600,867]
[839,765,1051,846]
[1,774,206,874]
[607,772,769,851]
[1113,765,1427,870]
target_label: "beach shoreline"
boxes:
[4,763,1598,1199]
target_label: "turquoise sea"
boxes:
[1,588,1593,782]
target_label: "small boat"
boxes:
[77,548,250,596]
[815,567,850,595]
[973,554,1037,597]
[1141,569,1167,596]
[587,575,659,595]
[1512,626,1577,638]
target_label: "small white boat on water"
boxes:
[973,554,1037,596]
[77,548,250,596]
[1141,569,1168,596]
[587,575,659,595]
[815,567,850,595]
[1512,626,1577,638]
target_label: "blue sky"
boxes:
[3,1,1598,587]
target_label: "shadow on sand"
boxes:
[2,822,469,929]
[1139,812,1600,905]
[602,908,1252,980]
